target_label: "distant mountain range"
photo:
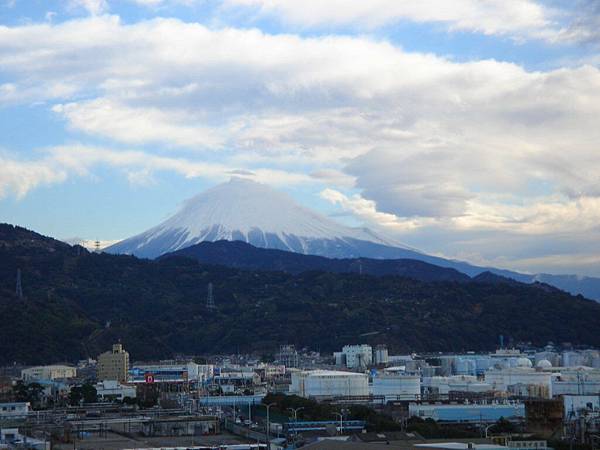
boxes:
[162,240,472,283]
[3,223,600,364]
[106,178,600,301]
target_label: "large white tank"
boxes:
[290,370,369,398]
[372,373,420,401]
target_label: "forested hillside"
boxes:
[1,223,599,365]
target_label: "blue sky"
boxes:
[1,0,600,276]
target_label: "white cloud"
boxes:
[68,0,109,16]
[0,144,314,199]
[320,188,436,232]
[0,154,67,199]
[226,0,557,40]
[53,99,224,149]
[2,16,600,273]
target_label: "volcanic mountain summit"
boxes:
[106,178,412,259]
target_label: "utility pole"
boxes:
[263,402,276,450]
[333,412,344,435]
[288,406,304,422]
[288,407,304,446]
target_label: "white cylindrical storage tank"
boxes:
[372,374,420,401]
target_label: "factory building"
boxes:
[551,367,600,395]
[422,376,492,397]
[484,360,552,398]
[373,345,389,365]
[97,343,130,383]
[371,372,420,401]
[278,345,299,368]
[290,370,369,399]
[95,380,137,402]
[334,345,373,369]
[21,365,77,382]
[409,402,525,423]
[129,361,212,384]
[562,351,586,367]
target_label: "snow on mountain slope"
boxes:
[106,178,413,259]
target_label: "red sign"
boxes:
[145,373,155,384]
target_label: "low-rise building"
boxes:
[484,366,552,398]
[21,365,76,382]
[129,361,211,384]
[96,380,137,402]
[0,402,30,419]
[290,370,369,398]
[371,372,420,401]
[422,375,492,397]
[409,402,525,423]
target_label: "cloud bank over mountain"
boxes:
[1,0,600,276]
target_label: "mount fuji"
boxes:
[106,178,600,301]
[106,177,416,259]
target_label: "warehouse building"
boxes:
[21,365,77,382]
[290,370,369,399]
[409,402,525,423]
[371,372,421,401]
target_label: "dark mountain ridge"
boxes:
[1,223,600,365]
[160,240,471,283]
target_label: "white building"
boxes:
[422,376,492,396]
[0,402,30,419]
[338,345,373,369]
[562,351,585,367]
[96,380,137,402]
[409,402,525,423]
[290,370,369,398]
[552,367,600,395]
[21,365,77,382]
[484,366,552,398]
[372,373,420,401]
[130,362,213,383]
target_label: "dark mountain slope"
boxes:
[2,223,600,365]
[161,240,471,283]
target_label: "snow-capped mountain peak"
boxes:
[106,178,410,258]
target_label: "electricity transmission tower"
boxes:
[206,282,216,309]
[16,268,23,299]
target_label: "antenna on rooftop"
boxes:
[207,282,216,309]
[16,268,23,299]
